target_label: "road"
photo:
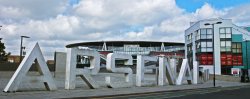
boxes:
[67,85,250,99]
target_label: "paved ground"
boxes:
[170,85,250,99]
[0,71,249,99]
[76,85,250,99]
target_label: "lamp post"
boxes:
[204,21,222,87]
[20,36,30,63]
[0,25,2,44]
[246,40,249,80]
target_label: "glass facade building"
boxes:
[185,18,250,75]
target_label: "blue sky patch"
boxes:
[176,0,250,12]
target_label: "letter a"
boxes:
[176,59,192,85]
[3,43,57,92]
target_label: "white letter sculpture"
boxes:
[106,53,133,88]
[65,48,100,89]
[3,43,57,92]
[176,59,193,85]
[136,55,157,86]
[170,59,177,78]
[193,61,199,84]
[158,56,176,85]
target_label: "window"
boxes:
[207,48,213,52]
[226,28,231,33]
[219,27,232,52]
[232,43,242,53]
[195,42,201,52]
[233,54,243,66]
[201,29,206,34]
[220,28,225,33]
[220,27,232,39]
[195,30,200,40]
[207,35,213,39]
[190,33,193,40]
[200,41,213,52]
[197,53,213,65]
[187,44,193,54]
[187,33,193,42]
[201,35,206,39]
[207,42,212,47]
[220,40,231,52]
[201,42,206,47]
[207,29,212,34]
[200,28,213,40]
[221,53,233,66]
[197,28,213,52]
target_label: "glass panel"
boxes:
[196,42,200,48]
[220,34,225,38]
[201,35,206,39]
[226,34,231,38]
[207,48,213,52]
[201,48,206,52]
[232,43,237,48]
[197,48,201,52]
[232,49,237,53]
[201,29,206,34]
[237,43,242,48]
[238,49,242,53]
[226,47,231,51]
[196,31,200,40]
[226,28,231,33]
[221,41,225,47]
[207,34,213,39]
[221,47,226,51]
[226,41,231,47]
[207,42,212,47]
[220,28,225,33]
[201,42,207,47]
[207,29,212,34]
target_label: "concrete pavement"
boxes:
[0,72,249,99]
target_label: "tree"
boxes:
[0,39,10,62]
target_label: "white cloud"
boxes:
[0,0,250,60]
[74,0,105,17]
[125,26,154,40]
[0,6,29,20]
[222,4,250,26]
[0,0,67,20]
[194,3,225,19]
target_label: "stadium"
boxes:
[65,41,185,71]
[66,40,185,59]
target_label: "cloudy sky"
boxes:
[0,0,250,60]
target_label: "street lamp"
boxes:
[246,40,249,81]
[204,21,222,87]
[0,26,2,41]
[20,36,30,63]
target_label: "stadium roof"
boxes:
[66,41,184,48]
